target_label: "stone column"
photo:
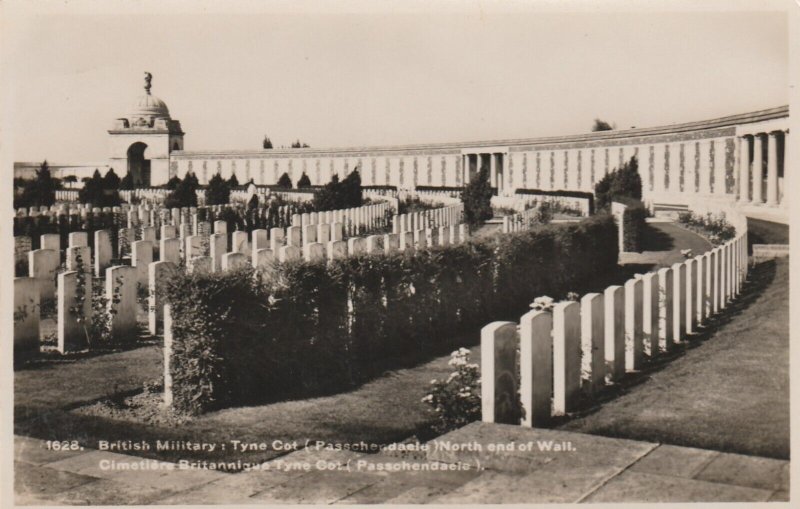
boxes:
[766,132,779,206]
[752,134,764,204]
[739,136,750,202]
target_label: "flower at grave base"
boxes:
[430,379,438,385]
[530,295,555,312]
[421,395,434,403]
[447,372,459,383]
[448,356,467,367]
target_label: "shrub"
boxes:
[595,157,642,210]
[312,170,363,211]
[614,197,647,252]
[398,197,444,215]
[78,169,122,207]
[534,202,553,225]
[676,210,736,246]
[247,194,259,211]
[206,173,231,205]
[164,176,182,190]
[297,172,312,188]
[119,172,134,190]
[164,214,619,414]
[14,161,59,209]
[461,167,493,226]
[228,173,240,188]
[164,173,199,208]
[422,348,481,434]
[277,172,293,189]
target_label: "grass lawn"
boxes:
[559,258,790,459]
[15,219,720,467]
[619,222,713,270]
[15,333,473,467]
[746,217,789,246]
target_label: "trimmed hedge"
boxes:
[164,214,619,414]
[615,197,647,252]
[515,188,595,214]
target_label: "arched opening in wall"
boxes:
[127,142,150,188]
[172,141,180,152]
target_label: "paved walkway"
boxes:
[15,423,789,504]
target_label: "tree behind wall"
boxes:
[312,170,363,211]
[297,172,312,188]
[120,172,134,190]
[164,173,199,208]
[594,156,642,210]
[14,160,60,209]
[263,136,273,149]
[461,167,493,226]
[277,172,293,189]
[592,119,615,132]
[79,169,122,207]
[206,173,231,205]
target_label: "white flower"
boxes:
[421,395,434,403]
[448,356,467,367]
[447,372,459,383]
[531,295,555,312]
[430,379,438,385]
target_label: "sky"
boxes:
[1,0,790,164]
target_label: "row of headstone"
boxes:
[14,262,142,354]
[393,204,464,234]
[502,207,539,233]
[15,219,472,354]
[187,223,471,275]
[290,202,391,237]
[481,232,748,426]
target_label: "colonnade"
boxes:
[738,130,788,206]
[461,151,506,190]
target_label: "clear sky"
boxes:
[2,0,789,163]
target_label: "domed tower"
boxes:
[108,72,184,187]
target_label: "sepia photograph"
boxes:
[2,0,795,505]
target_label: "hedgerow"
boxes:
[614,197,647,252]
[163,214,619,415]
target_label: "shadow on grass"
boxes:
[639,223,675,252]
[549,258,777,427]
[14,328,160,371]
[746,217,789,253]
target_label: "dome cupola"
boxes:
[128,72,171,126]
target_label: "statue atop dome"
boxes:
[144,72,152,94]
